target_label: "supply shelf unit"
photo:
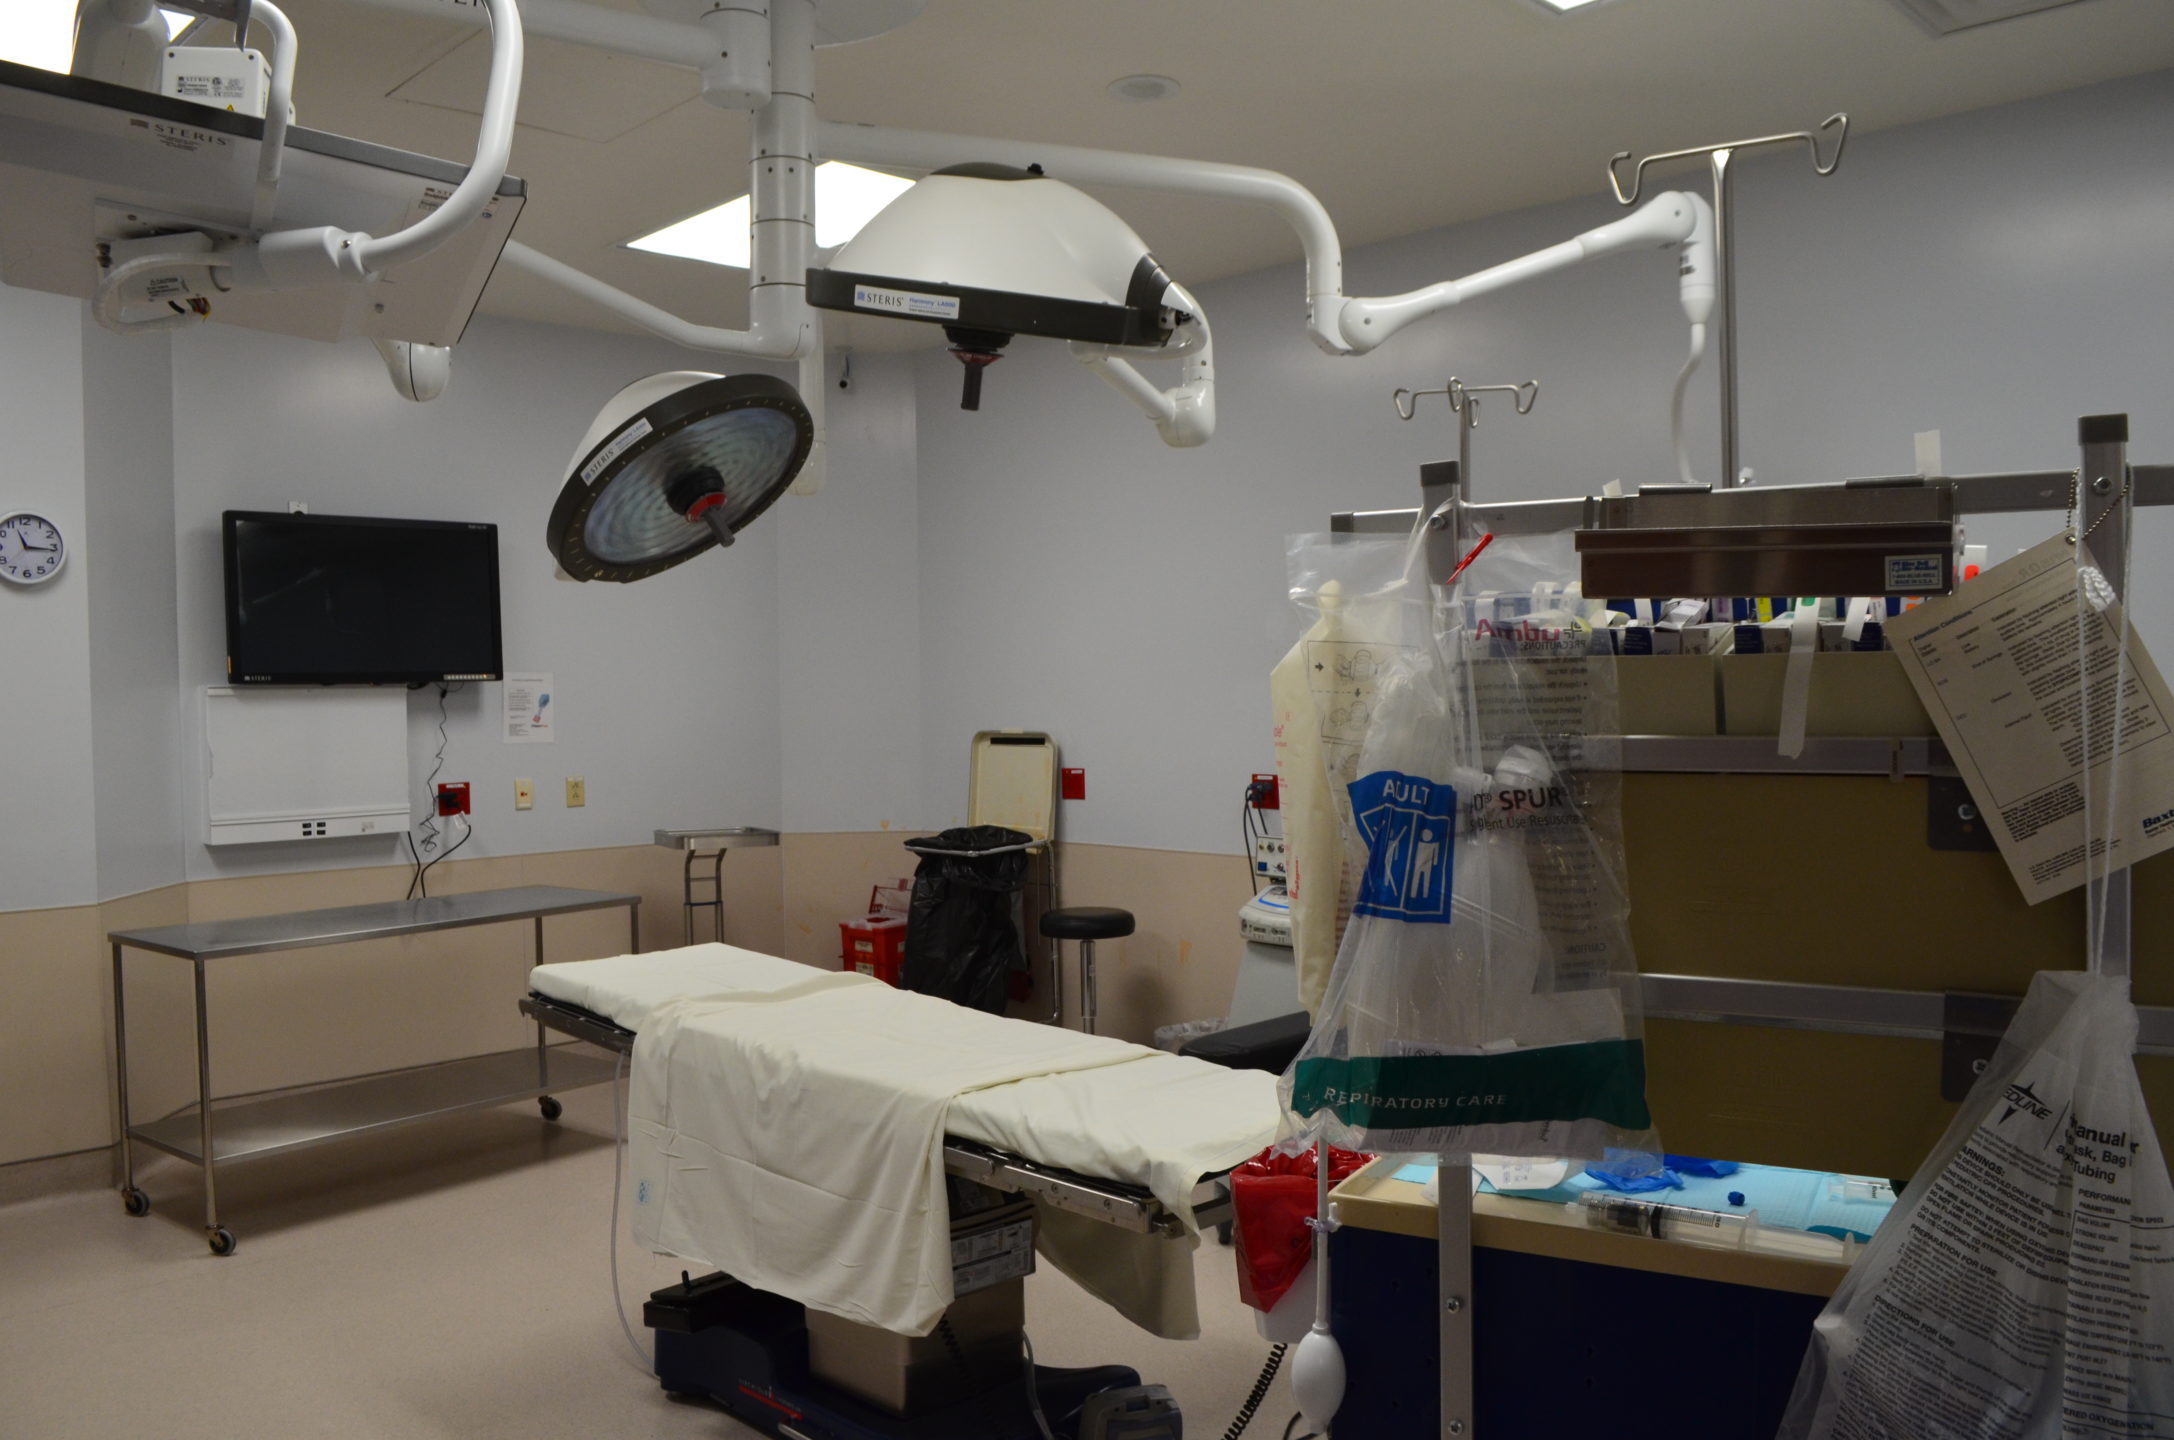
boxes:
[110,885,639,1255]
[1328,414,2174,1439]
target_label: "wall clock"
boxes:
[0,512,66,586]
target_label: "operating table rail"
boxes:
[517,992,1230,1238]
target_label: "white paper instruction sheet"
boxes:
[502,673,554,743]
[1888,535,2174,904]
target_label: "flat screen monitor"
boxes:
[223,511,503,685]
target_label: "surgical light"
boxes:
[547,371,814,583]
[626,162,914,270]
[808,164,1183,411]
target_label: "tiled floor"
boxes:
[0,1082,1292,1438]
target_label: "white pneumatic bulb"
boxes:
[1291,1135,1346,1433]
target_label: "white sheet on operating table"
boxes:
[627,971,1161,1337]
[529,943,815,1029]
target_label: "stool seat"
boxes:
[1039,906,1135,942]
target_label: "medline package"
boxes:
[1278,508,1660,1161]
[1777,970,2173,1438]
[1272,533,1410,1017]
[1783,532,2171,1438]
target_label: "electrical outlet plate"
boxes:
[514,778,534,811]
[1252,835,1287,878]
[565,776,586,808]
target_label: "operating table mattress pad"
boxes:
[529,945,1281,1205]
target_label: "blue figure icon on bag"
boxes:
[1348,770,1456,922]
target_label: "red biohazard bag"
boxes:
[1231,1144,1372,1312]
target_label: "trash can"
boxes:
[1153,1018,1226,1054]
[901,825,1035,1014]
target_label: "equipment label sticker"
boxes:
[1885,553,1945,592]
[1348,770,1455,922]
[854,284,960,321]
[580,417,652,485]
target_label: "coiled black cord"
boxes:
[1222,1343,1288,1440]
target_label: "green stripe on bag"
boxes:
[1291,1041,1652,1131]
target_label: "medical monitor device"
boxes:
[0,58,524,347]
[222,511,504,686]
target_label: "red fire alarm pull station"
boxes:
[1247,774,1280,810]
[1061,768,1086,801]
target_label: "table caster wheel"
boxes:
[538,1095,563,1121]
[208,1227,237,1257]
[122,1187,151,1218]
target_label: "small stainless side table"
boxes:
[109,885,639,1255]
[654,827,780,945]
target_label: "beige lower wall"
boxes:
[1,834,1252,1170]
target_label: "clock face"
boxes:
[0,513,66,586]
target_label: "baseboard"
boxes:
[0,1145,113,1204]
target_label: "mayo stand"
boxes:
[655,826,780,946]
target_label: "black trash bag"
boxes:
[902,825,1031,1014]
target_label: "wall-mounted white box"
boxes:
[203,687,410,846]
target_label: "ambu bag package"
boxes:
[1778,971,2172,1439]
[1278,511,1659,1161]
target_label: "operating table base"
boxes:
[645,1271,1138,1440]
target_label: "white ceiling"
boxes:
[269,0,2174,349]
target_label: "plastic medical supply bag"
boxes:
[1231,1143,1374,1313]
[1279,509,1659,1161]
[1777,971,2172,1439]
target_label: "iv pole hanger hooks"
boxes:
[1604,113,1847,491]
[1606,113,1849,206]
[1392,378,1539,426]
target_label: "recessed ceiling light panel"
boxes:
[1887,0,2088,33]
[626,162,914,270]
[2,4,195,73]
[1525,0,1614,13]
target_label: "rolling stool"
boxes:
[1039,907,1134,1035]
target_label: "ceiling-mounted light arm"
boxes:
[1339,189,1710,353]
[501,239,798,356]
[245,0,296,232]
[221,0,523,290]
[1071,281,1215,447]
[814,121,1712,365]
[814,119,1349,355]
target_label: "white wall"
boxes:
[776,352,925,834]
[0,285,97,911]
[168,317,794,881]
[906,68,2174,855]
[82,323,185,902]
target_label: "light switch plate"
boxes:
[565,776,586,808]
[514,778,534,811]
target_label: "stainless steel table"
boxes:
[654,827,779,945]
[109,885,639,1255]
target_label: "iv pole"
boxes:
[1608,115,1849,489]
